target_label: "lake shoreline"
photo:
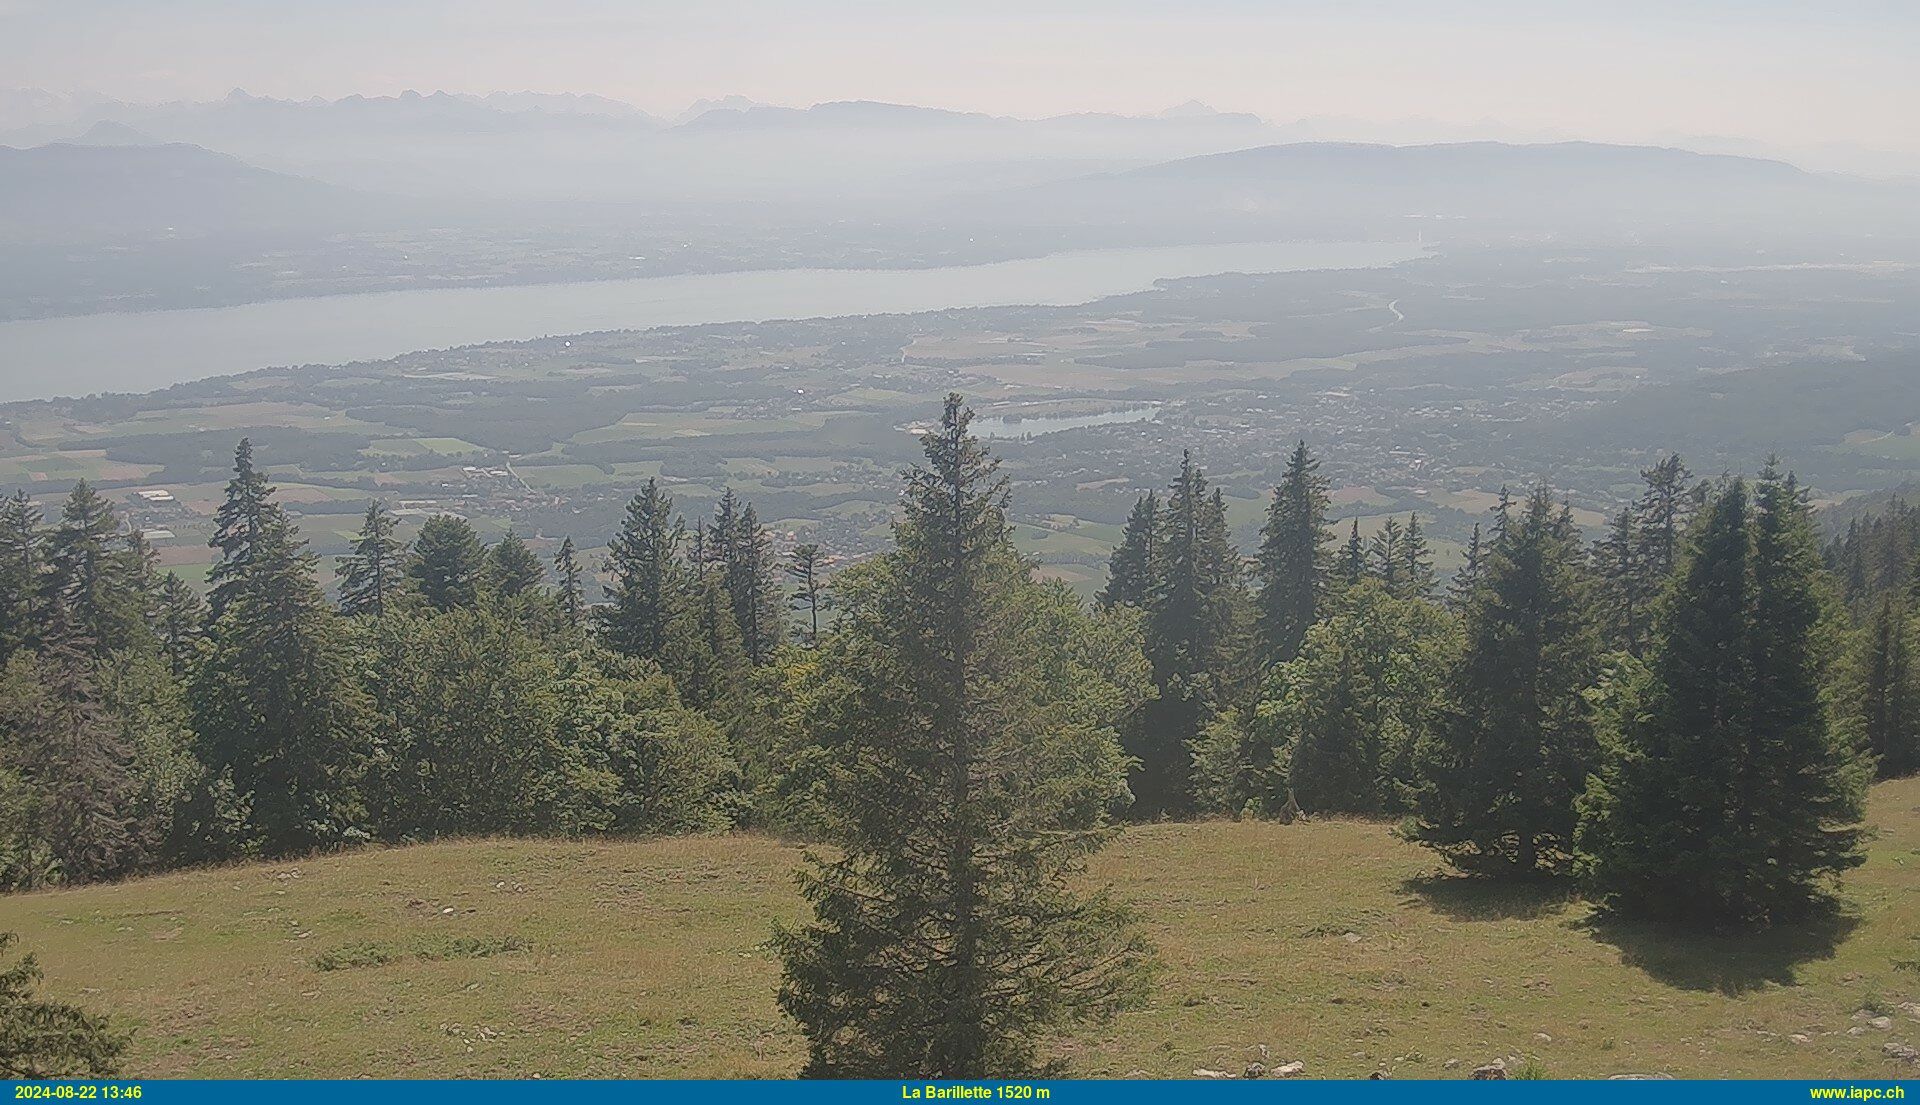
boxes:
[0,240,1427,404]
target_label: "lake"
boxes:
[0,240,1424,403]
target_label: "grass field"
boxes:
[3,778,1917,1080]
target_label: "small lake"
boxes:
[0,239,1425,403]
[972,406,1161,438]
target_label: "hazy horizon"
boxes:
[6,0,1917,159]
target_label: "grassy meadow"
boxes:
[3,777,1916,1080]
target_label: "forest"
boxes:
[0,394,1914,1079]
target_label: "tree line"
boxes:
[1,399,1913,1077]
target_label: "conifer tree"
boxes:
[1593,506,1642,652]
[1448,523,1484,610]
[0,597,141,885]
[154,573,205,679]
[0,492,44,663]
[189,499,366,858]
[1369,516,1405,595]
[554,536,585,631]
[0,932,128,1077]
[661,570,750,712]
[601,480,684,661]
[407,514,484,611]
[1134,452,1250,817]
[335,501,404,617]
[1399,513,1437,600]
[206,438,276,621]
[774,395,1150,1077]
[787,543,826,647]
[1098,492,1159,610]
[1337,518,1366,589]
[487,528,546,597]
[1252,443,1330,664]
[1838,594,1919,778]
[43,482,148,656]
[1578,472,1869,924]
[709,496,783,664]
[1405,487,1601,874]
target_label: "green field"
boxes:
[3,778,1917,1080]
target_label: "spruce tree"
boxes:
[1578,472,1869,925]
[710,496,783,664]
[407,514,484,611]
[774,395,1150,1077]
[1098,492,1159,610]
[487,528,546,597]
[1593,506,1642,653]
[0,492,44,663]
[1447,523,1484,610]
[0,932,128,1077]
[1252,443,1330,664]
[335,501,404,617]
[787,542,826,647]
[601,479,684,661]
[1369,516,1405,595]
[554,536,585,631]
[154,573,205,679]
[1337,518,1367,589]
[1405,487,1601,874]
[1134,452,1249,817]
[0,597,141,885]
[1399,513,1437,600]
[1840,595,1919,778]
[43,482,148,656]
[206,438,276,621]
[189,503,367,858]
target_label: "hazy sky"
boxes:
[6,0,1917,149]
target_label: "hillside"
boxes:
[0,141,388,240]
[3,777,1916,1079]
[980,140,1920,239]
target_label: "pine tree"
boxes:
[787,543,826,647]
[206,438,276,621]
[1399,513,1436,600]
[407,515,484,611]
[1099,492,1160,610]
[1578,471,1869,925]
[774,395,1150,1077]
[1405,487,1601,874]
[189,502,367,859]
[1447,523,1484,609]
[554,536,585,631]
[43,482,148,656]
[601,480,684,661]
[1133,452,1250,817]
[487,528,546,597]
[335,501,404,617]
[154,573,205,679]
[1252,443,1330,664]
[0,492,44,663]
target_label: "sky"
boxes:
[4,0,1918,151]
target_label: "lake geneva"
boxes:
[0,240,1424,403]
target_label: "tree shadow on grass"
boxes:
[1578,905,1860,996]
[1400,871,1581,922]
